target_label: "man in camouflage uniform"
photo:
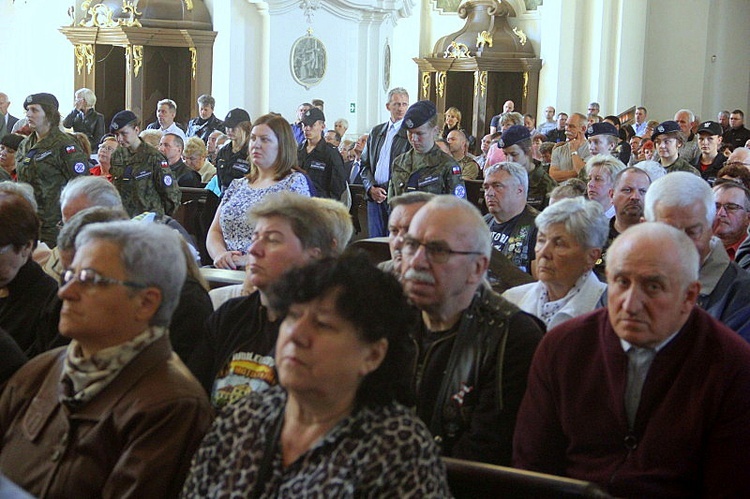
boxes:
[499,125,557,211]
[16,93,89,246]
[108,110,181,217]
[389,100,466,200]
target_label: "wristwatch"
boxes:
[571,151,579,156]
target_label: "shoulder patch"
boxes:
[452,165,462,176]
[65,145,77,154]
[454,185,466,199]
[161,160,169,168]
[74,162,86,174]
[164,175,173,186]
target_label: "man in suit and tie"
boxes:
[359,87,411,237]
[0,93,19,140]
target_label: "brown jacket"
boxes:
[0,335,213,498]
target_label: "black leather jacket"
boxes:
[187,114,225,143]
[413,283,544,465]
[62,108,106,146]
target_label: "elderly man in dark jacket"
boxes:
[400,195,544,465]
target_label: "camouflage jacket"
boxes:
[16,129,89,246]
[389,145,466,199]
[110,141,181,217]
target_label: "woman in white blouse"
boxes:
[503,197,609,329]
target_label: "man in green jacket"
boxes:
[109,110,181,217]
[389,100,466,200]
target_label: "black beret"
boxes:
[0,133,24,151]
[301,108,325,126]
[651,120,681,141]
[585,122,618,139]
[498,125,530,148]
[110,110,138,132]
[403,101,437,130]
[223,108,251,128]
[23,93,58,111]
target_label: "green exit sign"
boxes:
[349,103,356,113]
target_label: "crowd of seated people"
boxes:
[1,84,750,497]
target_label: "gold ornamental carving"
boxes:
[443,41,470,59]
[512,27,527,46]
[189,48,197,80]
[125,45,144,77]
[476,31,493,50]
[121,1,143,27]
[79,1,116,27]
[523,71,529,99]
[74,44,95,75]
[79,0,142,28]
[473,71,487,98]
[184,0,194,10]
[421,72,431,99]
[436,71,446,98]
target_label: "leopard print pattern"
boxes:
[181,385,452,498]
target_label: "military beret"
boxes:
[585,122,618,139]
[403,101,437,130]
[301,107,325,126]
[498,125,530,148]
[0,133,24,151]
[23,93,58,111]
[223,108,251,129]
[696,120,722,136]
[651,120,682,141]
[110,110,138,132]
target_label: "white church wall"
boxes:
[0,2,75,119]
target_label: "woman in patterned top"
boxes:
[182,254,451,497]
[207,114,312,270]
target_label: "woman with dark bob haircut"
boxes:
[182,253,450,497]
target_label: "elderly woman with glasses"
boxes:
[0,222,212,498]
[502,197,609,329]
[182,254,450,497]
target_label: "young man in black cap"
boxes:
[214,107,251,194]
[16,92,89,246]
[108,110,182,217]
[693,121,726,183]
[500,124,557,211]
[388,100,465,199]
[652,120,701,175]
[297,107,347,200]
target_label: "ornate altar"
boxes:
[414,0,541,143]
[60,0,217,128]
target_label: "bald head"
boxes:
[728,147,750,167]
[606,222,700,347]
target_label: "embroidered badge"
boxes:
[65,145,77,154]
[405,119,413,128]
[161,160,168,168]
[74,162,86,174]
[35,151,52,161]
[587,126,594,135]
[111,122,119,130]
[452,165,461,175]
[454,185,466,198]
[164,175,173,186]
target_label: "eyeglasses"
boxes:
[61,268,147,289]
[401,236,482,264]
[715,202,746,214]
[724,161,750,169]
